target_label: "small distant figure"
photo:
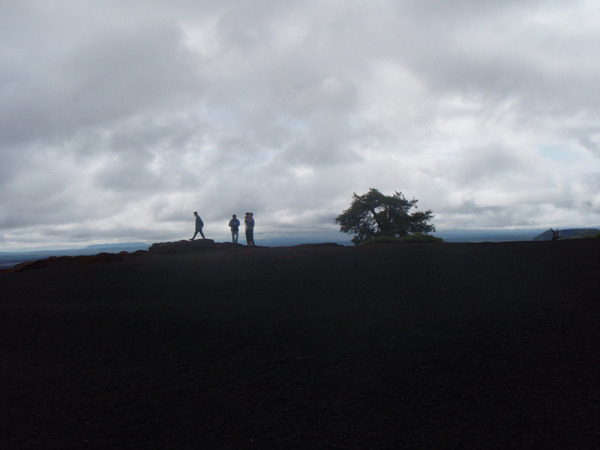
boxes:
[228,214,240,244]
[550,228,560,241]
[244,212,255,246]
[190,211,205,240]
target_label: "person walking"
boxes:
[190,211,205,240]
[244,212,255,246]
[228,214,240,243]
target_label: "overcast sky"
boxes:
[2,0,600,249]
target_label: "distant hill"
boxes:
[532,228,600,241]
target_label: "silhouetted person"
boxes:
[190,211,205,240]
[244,212,255,246]
[229,214,240,244]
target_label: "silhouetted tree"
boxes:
[335,188,435,245]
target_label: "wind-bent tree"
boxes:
[335,188,435,245]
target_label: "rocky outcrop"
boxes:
[9,252,124,273]
[148,239,244,254]
[2,241,342,273]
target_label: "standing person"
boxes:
[228,214,240,243]
[244,212,255,246]
[190,211,205,240]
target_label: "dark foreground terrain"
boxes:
[1,240,599,447]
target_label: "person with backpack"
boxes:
[228,214,240,243]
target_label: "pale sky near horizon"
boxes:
[2,0,600,250]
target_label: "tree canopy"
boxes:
[335,188,435,245]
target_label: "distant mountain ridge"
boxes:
[532,228,600,241]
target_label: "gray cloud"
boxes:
[1,0,600,249]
